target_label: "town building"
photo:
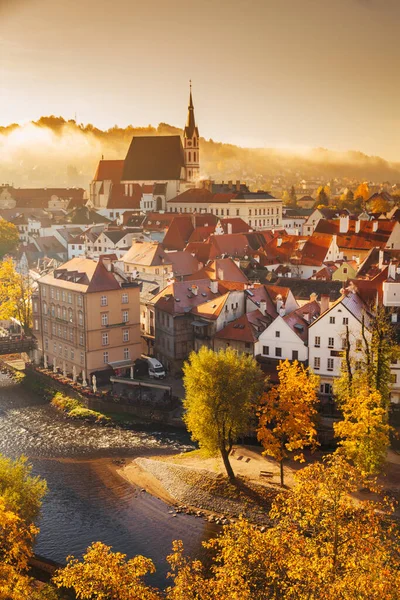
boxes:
[33,256,141,381]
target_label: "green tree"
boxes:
[0,218,19,258]
[183,347,264,481]
[289,185,297,206]
[0,258,34,333]
[0,454,47,524]
[314,185,329,207]
[334,387,391,476]
[257,360,319,486]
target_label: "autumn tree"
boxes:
[0,257,34,333]
[0,454,47,599]
[257,360,319,486]
[334,387,391,476]
[167,454,400,599]
[354,182,370,202]
[53,542,161,600]
[0,218,19,258]
[183,347,264,481]
[370,197,391,213]
[314,185,329,207]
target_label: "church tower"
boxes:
[183,82,200,183]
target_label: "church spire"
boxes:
[185,80,197,139]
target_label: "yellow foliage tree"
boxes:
[53,542,161,600]
[334,387,391,476]
[354,182,370,200]
[370,197,391,213]
[183,347,264,481]
[166,454,400,599]
[0,218,19,258]
[0,258,34,333]
[257,360,319,486]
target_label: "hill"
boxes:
[1,116,400,189]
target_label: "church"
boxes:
[90,86,200,215]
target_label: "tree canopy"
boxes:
[0,219,19,259]
[257,360,319,486]
[0,258,34,332]
[183,347,264,481]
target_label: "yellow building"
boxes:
[34,256,141,380]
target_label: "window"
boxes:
[236,209,240,216]
[34,319,39,330]
[356,339,362,351]
[52,323,56,335]
[122,311,129,323]
[50,288,54,299]
[101,313,108,326]
[329,316,336,324]
[79,332,84,346]
[314,357,320,370]
[77,295,83,307]
[123,329,129,342]
[275,331,280,338]
[263,346,269,355]
[57,306,61,318]
[45,339,49,350]
[275,347,282,357]
[68,293,72,304]
[43,302,48,315]
[343,317,348,325]
[292,350,298,361]
[59,344,62,355]
[80,352,84,365]
[391,373,397,384]
[62,307,67,320]
[42,286,47,297]
[314,336,320,347]
[58,325,62,336]
[64,347,68,358]
[68,308,73,322]
[70,329,73,342]
[327,358,334,371]
[102,332,109,346]
[78,311,83,326]
[122,293,128,304]
[70,350,74,360]
[53,342,57,353]
[44,320,48,332]
[101,295,108,306]
[123,347,130,360]
[62,291,66,302]
[56,289,60,301]
[328,337,334,348]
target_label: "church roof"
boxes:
[122,135,185,182]
[184,89,199,139]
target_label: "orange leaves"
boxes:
[257,360,319,485]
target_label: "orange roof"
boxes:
[215,310,271,343]
[184,258,248,283]
[191,293,229,320]
[153,279,224,315]
[93,160,124,184]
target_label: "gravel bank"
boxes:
[135,457,278,525]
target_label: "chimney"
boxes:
[277,237,283,247]
[191,285,198,296]
[259,300,267,315]
[355,220,361,233]
[210,280,218,294]
[228,180,233,189]
[378,250,384,270]
[320,294,330,313]
[310,292,317,302]
[372,220,378,232]
[339,215,349,233]
[279,305,286,317]
[388,261,396,280]
[227,222,232,234]
[276,294,284,312]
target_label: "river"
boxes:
[0,373,218,588]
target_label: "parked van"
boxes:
[146,357,166,379]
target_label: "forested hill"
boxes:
[1,116,400,189]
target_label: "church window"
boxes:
[193,152,196,162]
[193,137,197,146]
[188,152,191,162]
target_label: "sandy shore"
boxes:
[117,460,176,505]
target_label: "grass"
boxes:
[51,392,111,424]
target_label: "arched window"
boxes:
[43,302,48,315]
[62,306,67,320]
[78,311,83,326]
[193,152,196,162]
[68,308,73,322]
[51,304,55,317]
[188,152,191,162]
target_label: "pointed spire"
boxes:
[185,80,197,139]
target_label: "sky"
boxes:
[0,0,399,160]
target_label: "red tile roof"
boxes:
[184,258,248,283]
[153,279,225,315]
[215,309,271,343]
[93,160,124,184]
[107,183,142,209]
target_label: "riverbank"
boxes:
[117,448,283,525]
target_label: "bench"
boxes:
[259,470,274,478]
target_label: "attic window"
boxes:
[175,298,180,302]
[201,293,207,297]
[294,324,304,331]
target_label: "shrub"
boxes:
[68,407,111,424]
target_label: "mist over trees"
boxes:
[1,116,400,188]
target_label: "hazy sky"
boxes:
[1,0,399,159]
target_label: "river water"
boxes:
[0,373,218,587]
